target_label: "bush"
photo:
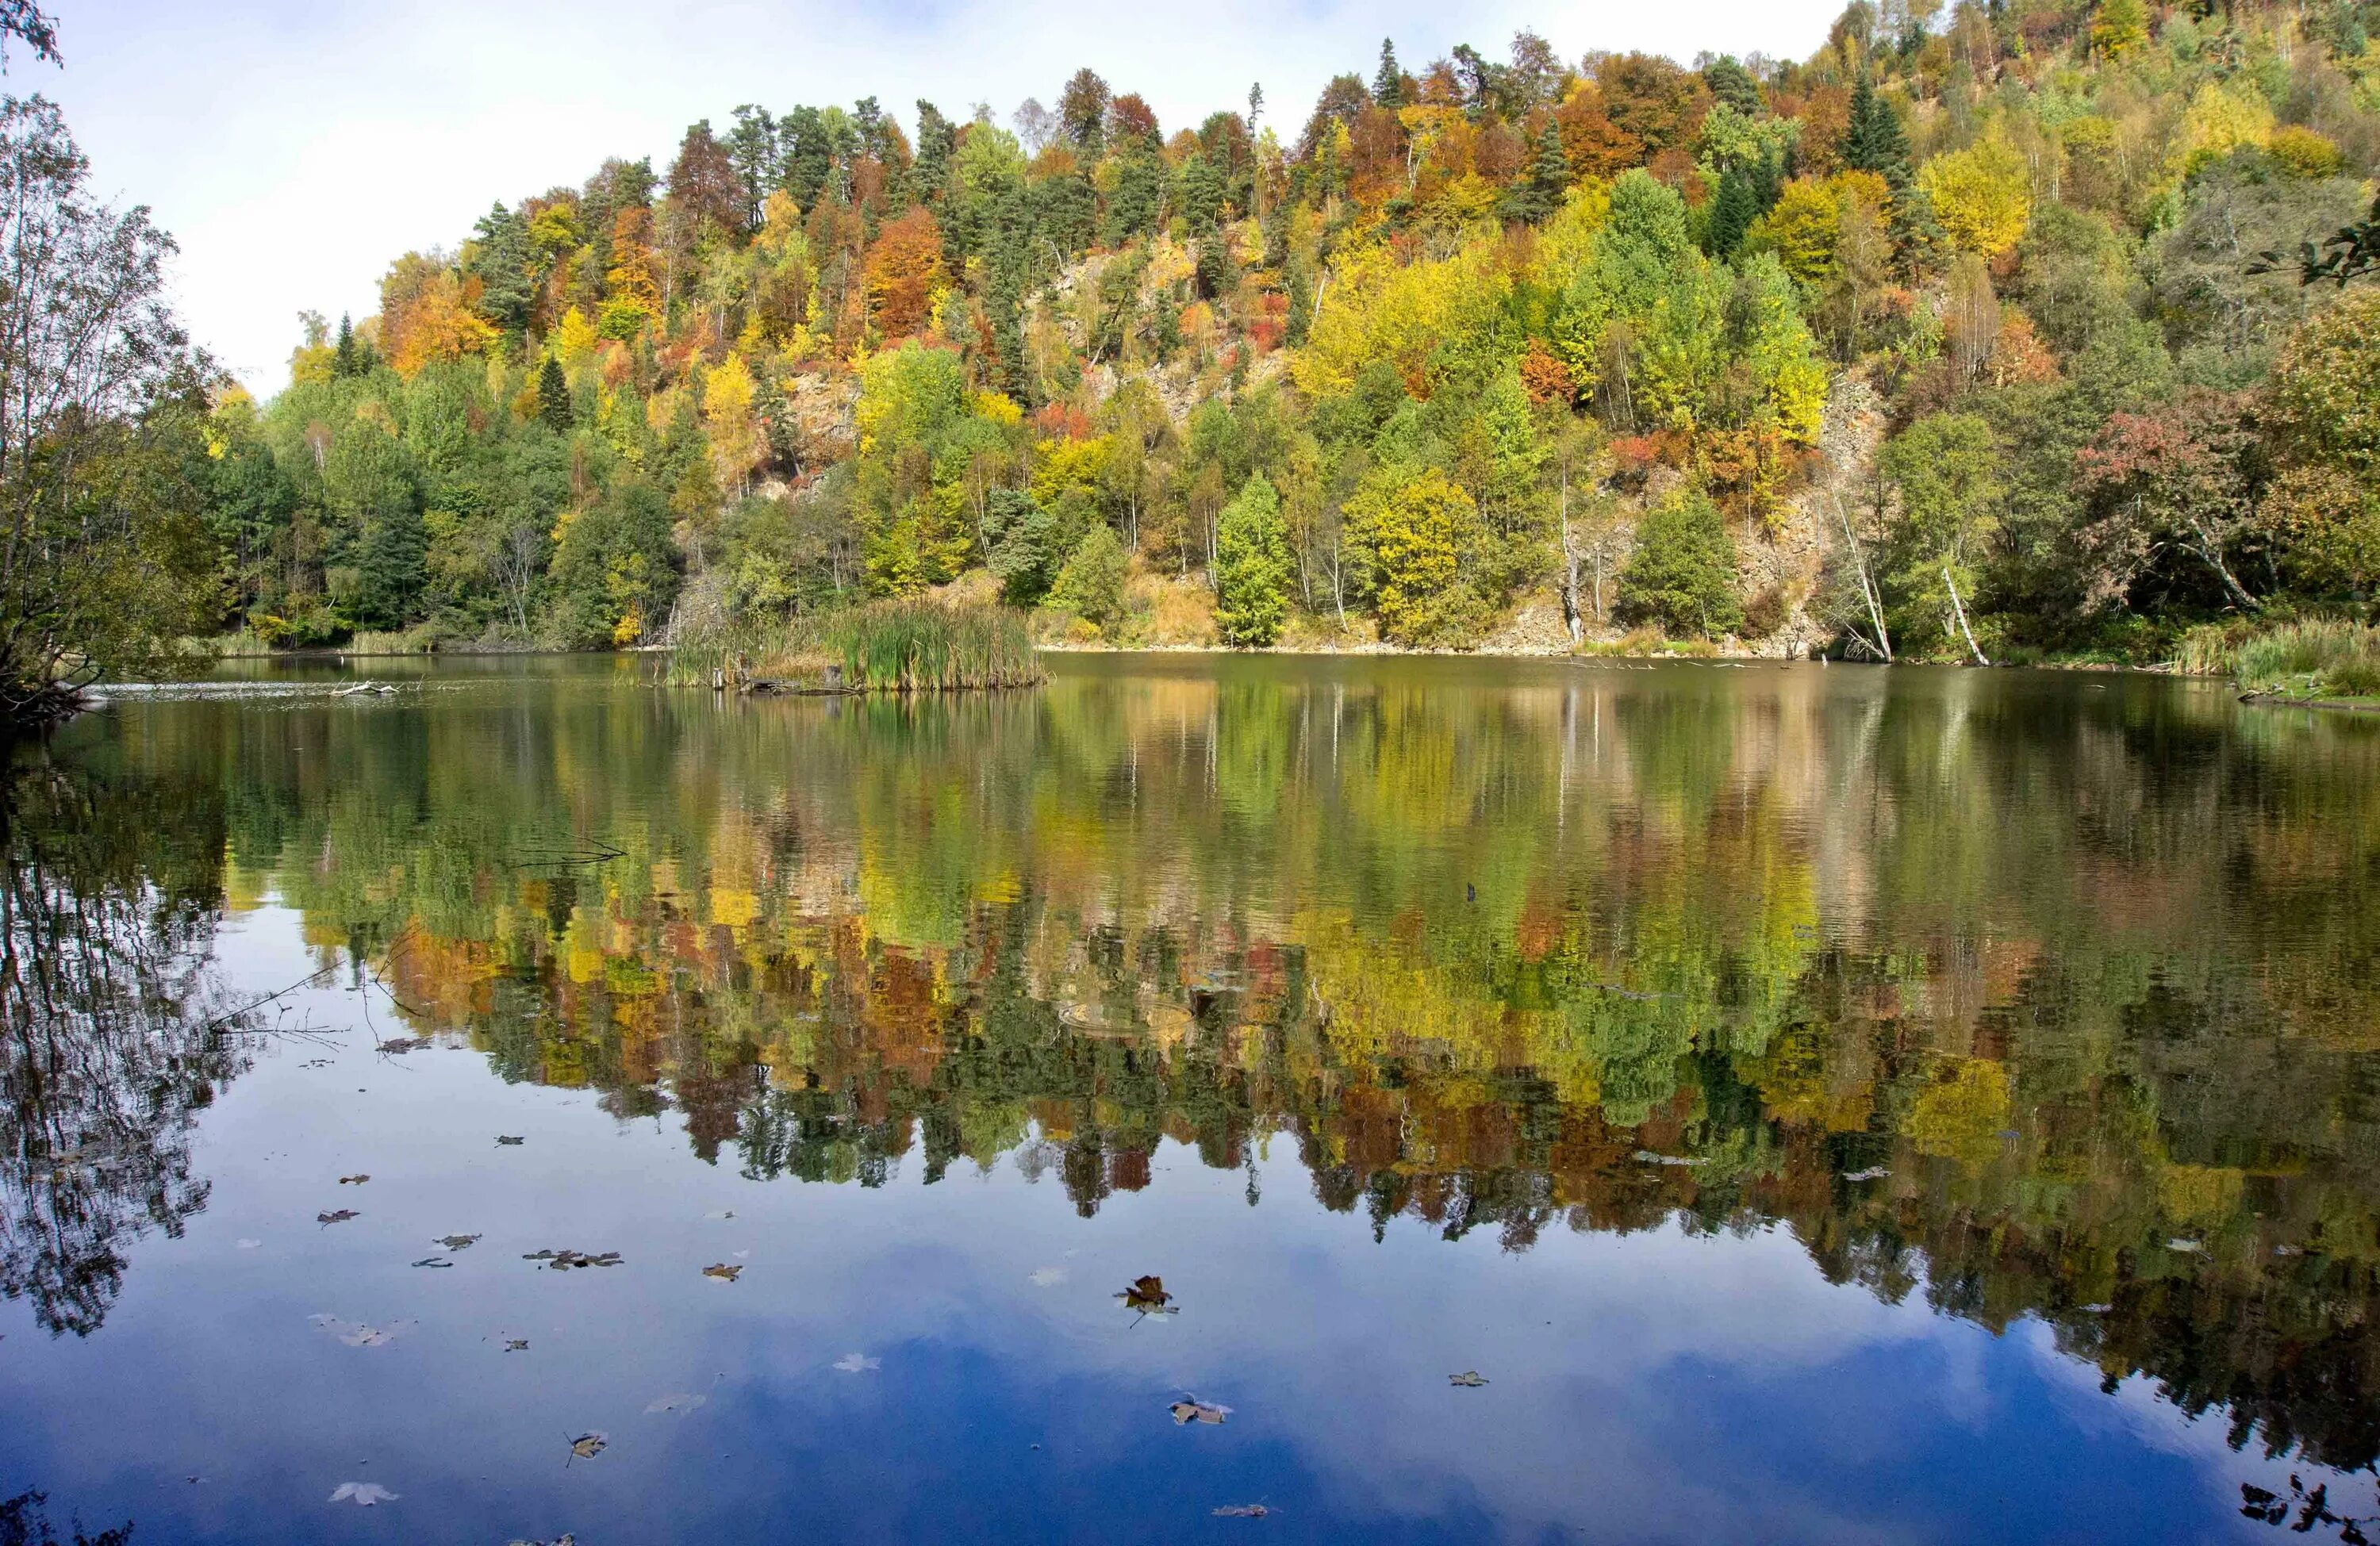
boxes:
[1214,474,1295,646]
[1617,489,1745,639]
[1047,524,1130,630]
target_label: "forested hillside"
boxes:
[204,0,2380,658]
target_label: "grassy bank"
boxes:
[673,600,1042,693]
[2178,618,2380,704]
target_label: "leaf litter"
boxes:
[1170,1400,1230,1425]
[567,1433,608,1462]
[316,1209,358,1226]
[433,1234,479,1251]
[702,1263,742,1282]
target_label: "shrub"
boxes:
[1617,489,1745,639]
[1048,524,1130,631]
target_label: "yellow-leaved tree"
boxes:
[704,353,762,497]
[1917,136,2032,259]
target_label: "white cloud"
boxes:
[48,0,1844,390]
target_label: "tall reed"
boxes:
[2178,617,2380,699]
[672,600,1042,692]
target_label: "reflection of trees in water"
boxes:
[92,665,2380,1468]
[0,1487,133,1545]
[0,750,244,1337]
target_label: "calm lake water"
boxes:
[4,654,2378,1544]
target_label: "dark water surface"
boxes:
[5,654,2379,1544]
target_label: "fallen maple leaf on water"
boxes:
[1117,1275,1177,1314]
[567,1433,608,1461]
[702,1262,743,1282]
[1169,1400,1230,1425]
[328,1483,397,1506]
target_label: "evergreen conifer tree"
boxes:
[1842,71,1911,189]
[1372,40,1404,109]
[537,358,572,431]
[332,313,362,379]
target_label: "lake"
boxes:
[4,654,2378,1544]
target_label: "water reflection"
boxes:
[16,658,2380,1494]
[0,745,248,1337]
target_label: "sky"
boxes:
[41,0,1845,395]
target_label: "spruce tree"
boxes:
[1842,71,1910,189]
[1706,166,1759,259]
[332,313,361,379]
[537,358,572,431]
[1372,40,1404,109]
[1506,124,1571,224]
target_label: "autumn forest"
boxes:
[179,0,2380,668]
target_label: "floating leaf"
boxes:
[1213,1504,1272,1517]
[316,1209,358,1225]
[411,1256,453,1269]
[1448,1371,1490,1387]
[375,1037,430,1054]
[310,1315,408,1348]
[568,1433,608,1461]
[496,1135,524,1146]
[523,1249,620,1270]
[702,1263,742,1283]
[328,1482,397,1506]
[338,1174,369,1185]
[504,1339,530,1352]
[644,1393,708,1415]
[1118,1275,1174,1312]
[1169,1400,1230,1425]
[833,1352,879,1373]
[703,1210,735,1221]
[434,1234,480,1251]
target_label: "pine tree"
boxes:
[1842,71,1911,189]
[537,358,572,431]
[1372,40,1404,109]
[332,313,362,379]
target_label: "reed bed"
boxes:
[2177,617,2380,700]
[672,599,1042,692]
